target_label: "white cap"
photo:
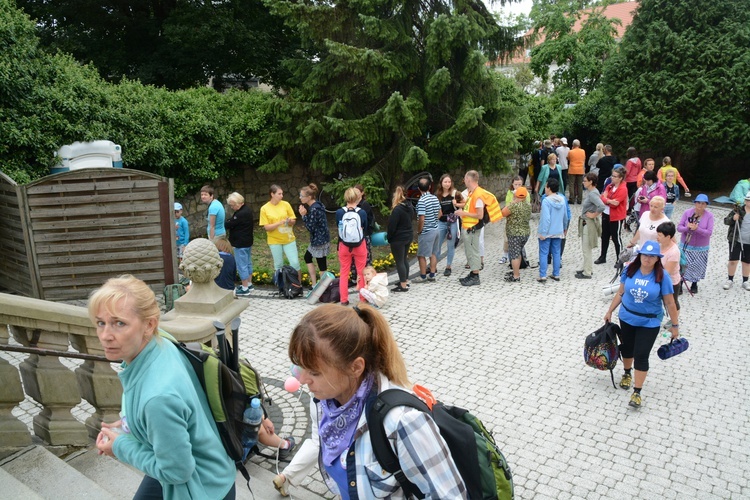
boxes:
[561,137,568,145]
[174,202,183,210]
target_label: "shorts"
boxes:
[507,235,529,260]
[417,230,440,258]
[729,241,750,264]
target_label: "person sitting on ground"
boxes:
[657,156,690,197]
[213,238,237,291]
[359,265,389,307]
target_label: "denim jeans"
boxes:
[437,220,458,267]
[539,237,561,278]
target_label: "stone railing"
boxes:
[0,238,249,448]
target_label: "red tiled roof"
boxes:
[497,1,638,66]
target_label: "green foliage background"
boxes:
[1,0,273,195]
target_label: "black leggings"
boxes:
[390,240,410,283]
[304,249,327,271]
[618,320,660,372]
[600,214,623,261]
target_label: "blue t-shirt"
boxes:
[175,216,190,246]
[215,252,236,290]
[619,267,674,328]
[208,199,226,237]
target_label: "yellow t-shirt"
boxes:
[259,200,296,245]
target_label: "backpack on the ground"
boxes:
[318,278,341,303]
[163,283,186,312]
[583,322,621,388]
[367,386,514,500]
[159,319,266,490]
[275,265,303,298]
[338,207,364,247]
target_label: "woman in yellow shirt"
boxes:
[656,156,691,197]
[259,185,301,279]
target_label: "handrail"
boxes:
[0,344,115,363]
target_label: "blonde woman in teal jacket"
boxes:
[91,275,236,500]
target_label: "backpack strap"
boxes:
[366,389,428,499]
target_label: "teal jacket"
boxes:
[537,164,565,196]
[113,338,235,499]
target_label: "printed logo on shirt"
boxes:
[630,285,649,303]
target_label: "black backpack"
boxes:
[275,265,303,298]
[583,322,621,388]
[318,278,341,303]
[161,319,265,490]
[367,387,514,500]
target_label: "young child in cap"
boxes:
[174,202,189,260]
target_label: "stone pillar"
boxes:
[0,325,32,447]
[11,327,88,446]
[70,335,123,440]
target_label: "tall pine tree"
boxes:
[264,0,525,189]
[599,0,750,181]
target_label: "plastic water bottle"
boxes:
[242,398,262,459]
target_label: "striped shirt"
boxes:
[416,193,441,234]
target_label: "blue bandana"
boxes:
[318,373,375,466]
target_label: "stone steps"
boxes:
[0,445,321,499]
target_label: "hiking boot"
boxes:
[272,475,289,497]
[504,275,520,282]
[460,273,480,286]
[278,437,296,460]
[443,268,452,277]
[628,392,642,408]
[723,280,733,290]
[690,282,698,294]
[619,373,633,390]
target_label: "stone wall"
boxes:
[177,161,521,239]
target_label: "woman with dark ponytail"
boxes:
[286,304,467,498]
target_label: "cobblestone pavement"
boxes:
[6,199,750,499]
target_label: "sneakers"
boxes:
[743,281,750,291]
[427,274,436,282]
[723,280,733,290]
[499,256,509,264]
[443,268,452,277]
[619,373,633,390]
[629,392,642,408]
[278,437,296,460]
[413,276,428,284]
[504,275,520,282]
[235,285,253,297]
[550,275,560,281]
[537,277,547,283]
[459,273,480,286]
[272,475,289,497]
[690,282,698,294]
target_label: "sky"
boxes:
[488,0,534,17]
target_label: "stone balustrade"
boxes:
[0,238,249,448]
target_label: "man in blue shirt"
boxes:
[415,177,442,282]
[200,185,226,240]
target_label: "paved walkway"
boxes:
[6,199,749,499]
[239,199,750,499]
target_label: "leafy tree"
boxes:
[17,0,299,90]
[598,0,750,183]
[1,0,273,194]
[529,0,620,102]
[263,0,526,193]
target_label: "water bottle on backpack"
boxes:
[242,398,263,460]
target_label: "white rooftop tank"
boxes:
[51,140,123,174]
